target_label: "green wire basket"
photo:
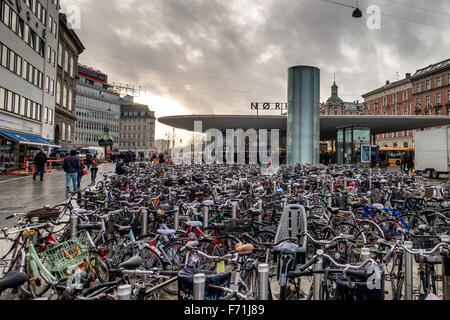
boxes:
[42,233,90,274]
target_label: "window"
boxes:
[68,124,71,142]
[58,43,62,66]
[51,50,56,66]
[63,85,67,108]
[44,107,48,123]
[393,108,397,115]
[68,89,72,111]
[416,83,421,93]
[436,93,441,105]
[8,50,15,72]
[46,76,50,93]
[11,9,16,33]
[48,15,53,33]
[53,21,57,36]
[20,97,25,116]
[16,56,21,76]
[62,123,66,141]
[50,79,54,95]
[0,87,5,110]
[393,93,397,105]
[3,2,10,27]
[24,24,30,44]
[448,90,450,103]
[64,50,69,73]
[426,95,431,107]
[47,45,51,62]
[426,80,431,90]
[403,105,408,115]
[0,44,7,67]
[70,56,74,77]
[383,96,387,106]
[26,100,31,118]
[6,90,13,112]
[56,80,61,104]
[49,109,53,125]
[436,77,441,87]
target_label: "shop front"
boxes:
[336,127,371,165]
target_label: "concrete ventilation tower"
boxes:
[286,66,320,164]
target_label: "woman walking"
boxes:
[90,153,100,184]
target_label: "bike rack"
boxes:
[117,284,132,300]
[404,241,413,300]
[258,263,269,300]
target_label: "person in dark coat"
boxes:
[63,150,81,194]
[33,149,47,181]
[158,153,164,164]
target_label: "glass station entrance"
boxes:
[336,127,371,164]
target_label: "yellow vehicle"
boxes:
[379,147,415,166]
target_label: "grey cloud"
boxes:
[61,0,450,116]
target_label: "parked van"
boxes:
[78,147,105,162]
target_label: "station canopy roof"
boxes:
[158,115,450,140]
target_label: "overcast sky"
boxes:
[61,0,450,139]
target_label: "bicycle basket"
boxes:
[41,233,90,274]
[26,207,61,222]
[411,236,441,263]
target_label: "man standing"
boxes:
[400,152,406,172]
[90,153,100,184]
[63,150,81,195]
[33,149,47,181]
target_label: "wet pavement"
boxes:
[0,163,115,228]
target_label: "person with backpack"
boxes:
[85,151,92,169]
[33,149,47,181]
[63,150,81,195]
[90,153,100,183]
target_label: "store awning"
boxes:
[0,129,59,148]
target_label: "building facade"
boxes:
[74,65,120,150]
[54,12,84,149]
[119,95,156,160]
[410,58,450,117]
[0,0,60,162]
[362,74,414,148]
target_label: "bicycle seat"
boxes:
[0,271,27,290]
[158,203,173,211]
[185,220,203,227]
[117,256,142,270]
[207,222,226,229]
[372,203,384,211]
[348,201,361,208]
[71,208,87,215]
[235,243,254,253]
[328,207,340,214]
[277,242,299,254]
[156,228,176,235]
[78,223,101,231]
[114,224,132,234]
[202,200,214,206]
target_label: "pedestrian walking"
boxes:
[90,153,100,183]
[33,149,47,181]
[63,150,81,195]
[406,151,414,174]
[400,152,406,171]
[85,151,92,169]
[77,160,86,190]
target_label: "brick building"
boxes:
[410,58,450,117]
[362,74,413,148]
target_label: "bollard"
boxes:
[174,206,180,230]
[231,202,237,220]
[442,235,450,300]
[141,208,148,237]
[404,241,413,300]
[49,160,52,172]
[117,285,132,300]
[70,215,78,239]
[273,181,277,194]
[203,206,209,229]
[257,199,263,224]
[193,273,206,300]
[25,161,29,175]
[288,180,292,195]
[360,247,370,261]
[258,263,269,300]
[313,250,323,300]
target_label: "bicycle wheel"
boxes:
[388,252,404,300]
[87,251,109,284]
[356,219,385,244]
[399,214,429,234]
